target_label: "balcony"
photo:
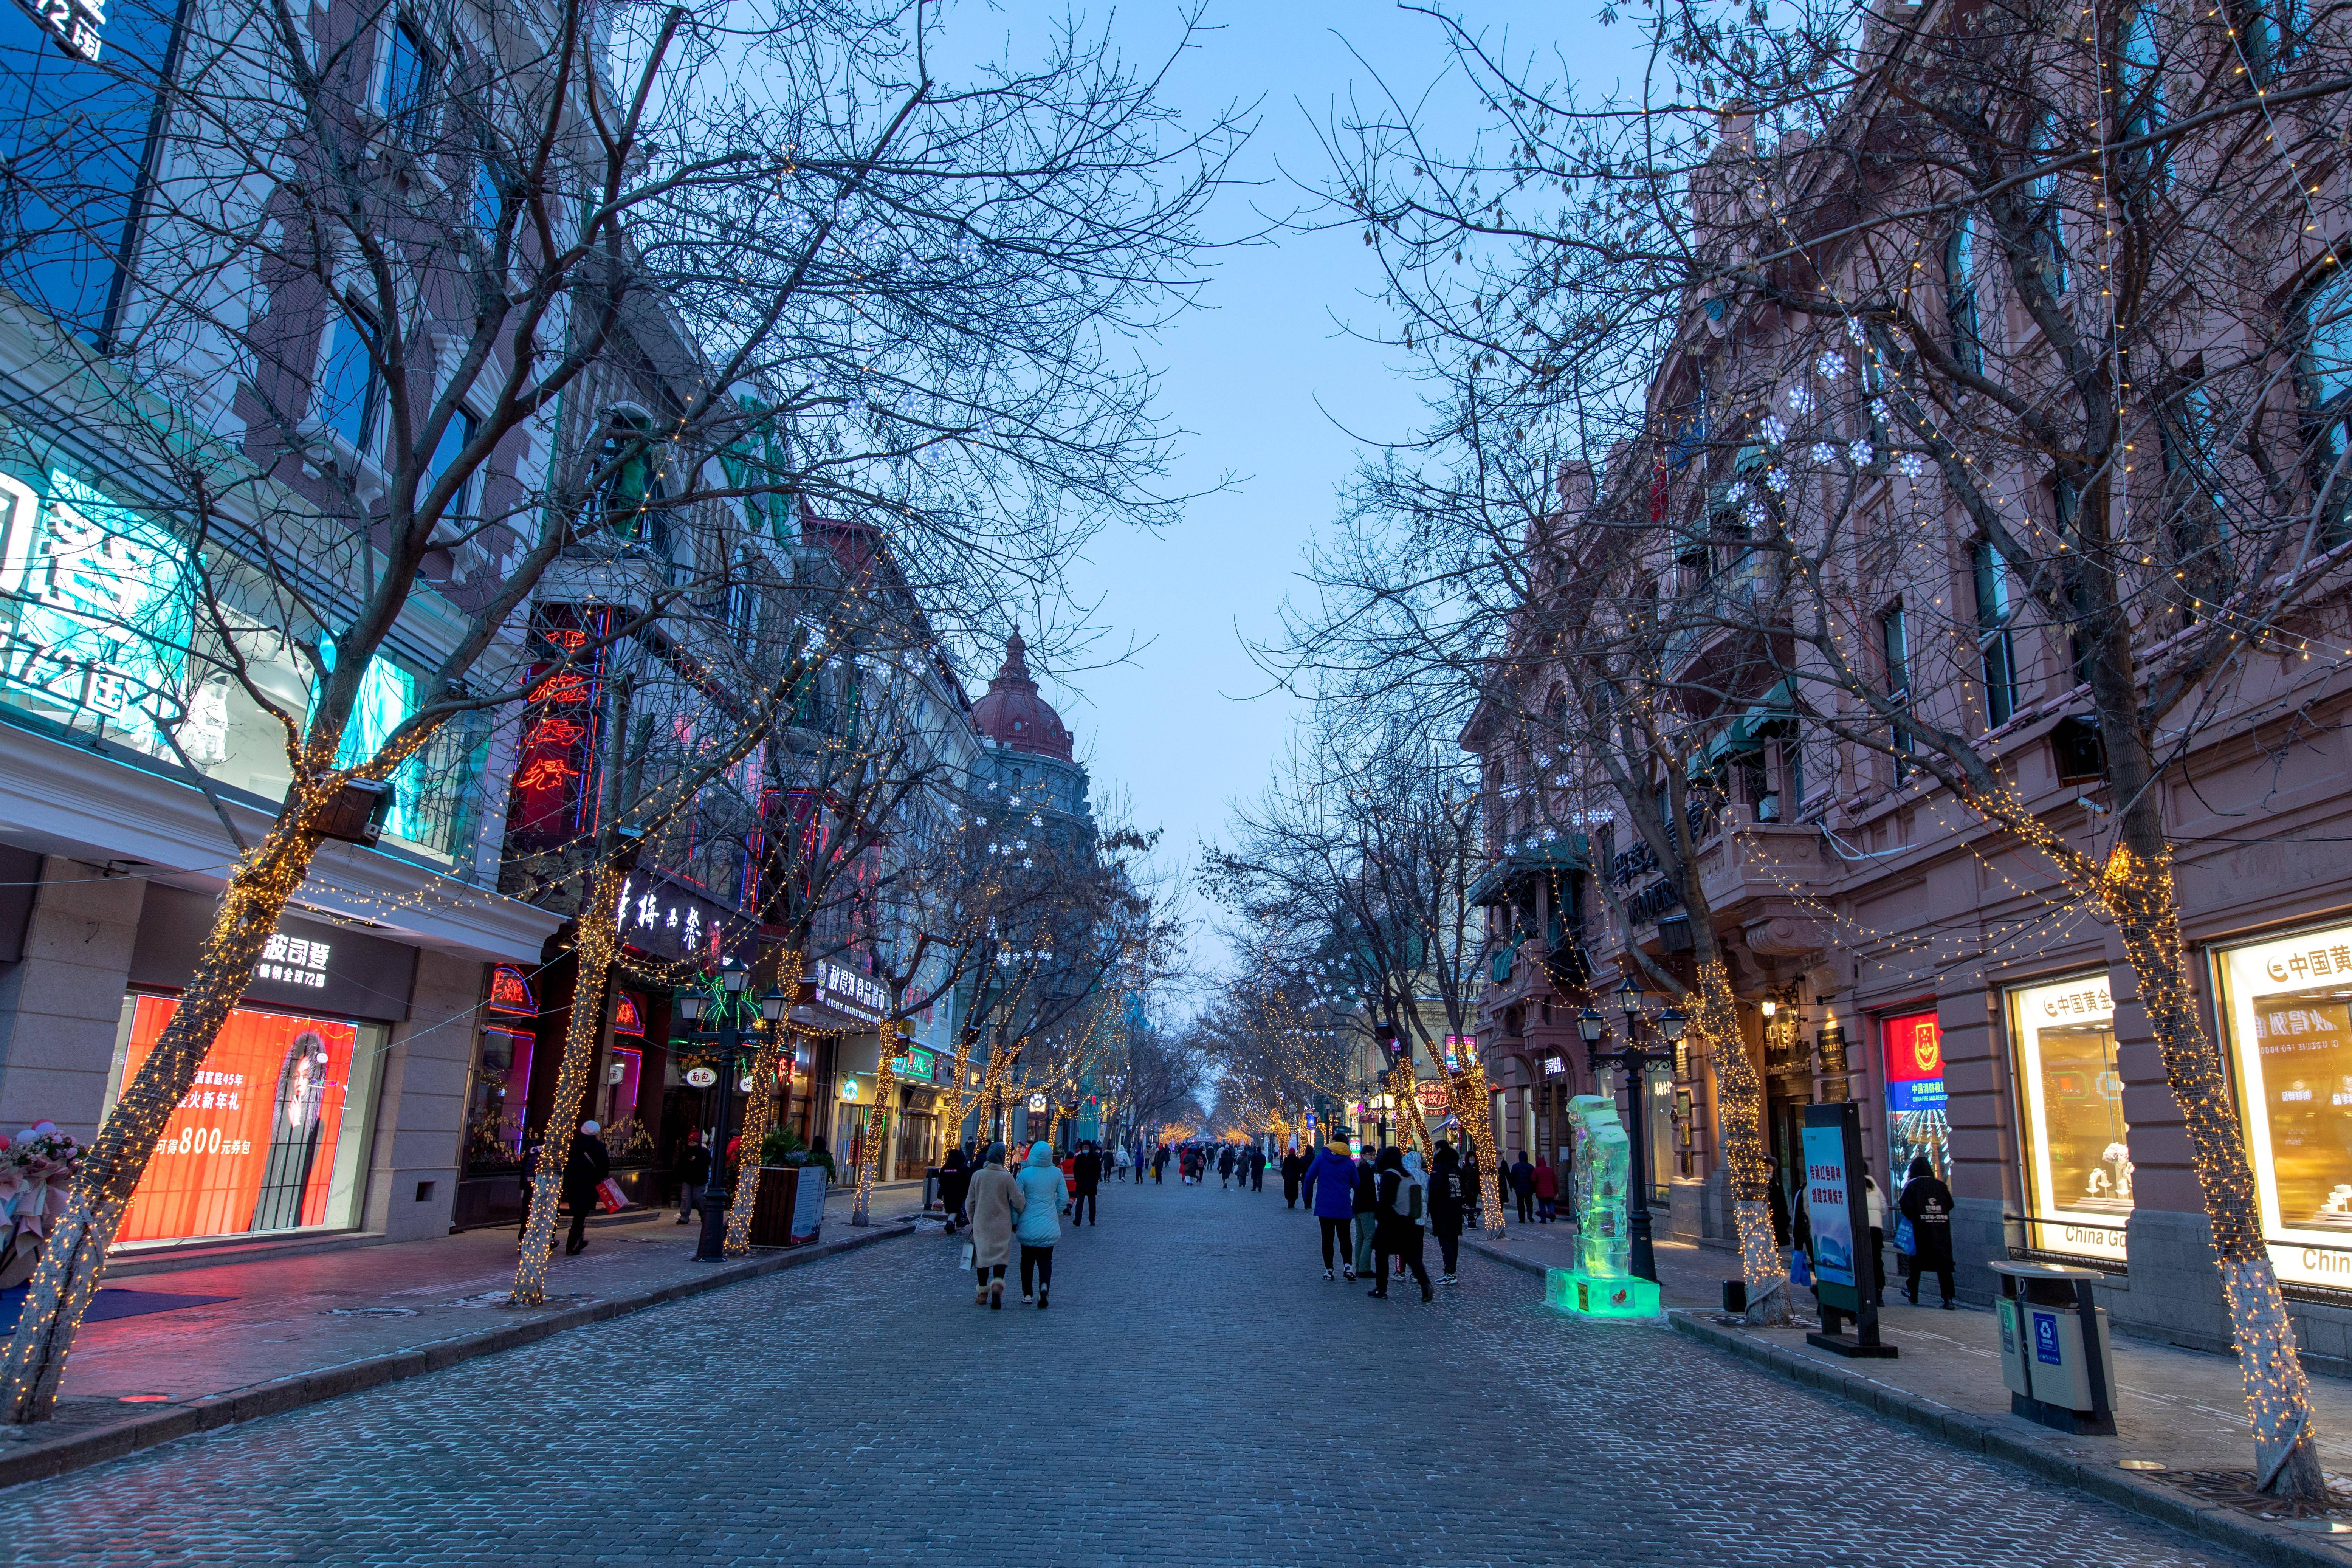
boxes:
[1692,820,1834,956]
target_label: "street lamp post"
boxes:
[676,967,790,1263]
[1579,979,1686,1285]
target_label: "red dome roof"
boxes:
[970,631,1073,761]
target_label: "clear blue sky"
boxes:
[970,2,1640,998]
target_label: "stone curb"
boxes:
[1464,1235,2345,1566]
[0,1221,915,1492]
[1666,1310,2346,1568]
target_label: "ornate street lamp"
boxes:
[677,965,790,1261]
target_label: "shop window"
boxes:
[2215,923,2352,1289]
[2006,973,2130,1264]
[107,995,386,1245]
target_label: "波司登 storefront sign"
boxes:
[2006,973,2129,1264]
[130,885,418,1022]
[2216,922,2352,1289]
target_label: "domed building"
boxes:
[969,630,1090,826]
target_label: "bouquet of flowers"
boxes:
[0,1122,84,1237]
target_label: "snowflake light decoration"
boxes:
[1816,351,1848,381]
[1810,442,1837,466]
[1788,387,1816,416]
[1760,414,1788,445]
[1899,452,1927,479]
[1849,440,1876,466]
[1765,469,1791,494]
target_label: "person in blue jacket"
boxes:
[1302,1140,1358,1281]
[1014,1140,1066,1308]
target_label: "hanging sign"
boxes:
[814,961,888,1023]
[612,993,646,1037]
[1027,1093,1048,1114]
[683,1066,719,1089]
[1415,1080,1451,1112]
[12,0,105,61]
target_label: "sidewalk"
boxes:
[1467,1219,2352,1566]
[0,1180,926,1489]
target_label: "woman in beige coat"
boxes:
[964,1142,1023,1309]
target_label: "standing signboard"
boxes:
[1801,1101,1897,1359]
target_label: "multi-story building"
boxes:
[1462,0,2352,1373]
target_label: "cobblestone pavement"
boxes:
[0,1175,2252,1566]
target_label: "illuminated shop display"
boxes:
[2007,973,2130,1263]
[108,995,384,1244]
[1881,1010,1948,1182]
[2215,922,2352,1289]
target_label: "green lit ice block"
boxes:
[1545,1267,1662,1319]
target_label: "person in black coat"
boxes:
[938,1147,971,1233]
[1369,1147,1433,1302]
[1153,1144,1170,1184]
[1898,1155,1958,1308]
[562,1121,610,1256]
[1509,1152,1537,1224]
[1427,1142,1468,1284]
[672,1128,712,1226]
[1281,1148,1306,1207]
[1764,1155,1794,1249]
[1071,1143,1101,1225]
[1249,1146,1267,1191]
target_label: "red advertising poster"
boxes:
[116,995,361,1243]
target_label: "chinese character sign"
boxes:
[0,469,194,744]
[12,0,107,60]
[1801,1121,1858,1291]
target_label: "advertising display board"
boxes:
[2215,922,2352,1289]
[1801,1100,1894,1356]
[109,995,384,1244]
[2006,973,2130,1263]
[1881,1009,1948,1182]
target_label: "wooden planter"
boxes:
[747,1165,826,1248]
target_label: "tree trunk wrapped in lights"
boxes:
[1692,957,1785,1325]
[1390,1062,1432,1154]
[0,816,323,1421]
[1447,1064,1505,1238]
[2104,844,2321,1495]
[722,1043,780,1258]
[510,864,631,1306]
[853,1019,899,1226]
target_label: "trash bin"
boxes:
[1989,1260,2116,1435]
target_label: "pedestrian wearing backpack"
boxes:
[1369,1147,1433,1301]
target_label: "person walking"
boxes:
[1898,1156,1958,1308]
[1428,1140,1468,1284]
[1281,1146,1305,1208]
[1369,1148,1434,1301]
[1509,1151,1537,1224]
[1218,1145,1235,1190]
[1861,1172,1887,1306]
[1351,1147,1381,1280]
[937,1147,971,1235]
[1153,1143,1169,1184]
[673,1128,711,1227]
[562,1120,609,1256]
[1532,1154,1559,1223]
[966,1143,1020,1308]
[1303,1140,1357,1280]
[1072,1142,1101,1226]
[1015,1140,1065,1307]
[1250,1145,1266,1192]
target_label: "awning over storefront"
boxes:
[1466,837,1588,909]
[1695,677,1798,770]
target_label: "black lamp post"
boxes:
[1581,980,1686,1284]
[678,966,790,1262]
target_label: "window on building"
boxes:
[2244,0,2307,83]
[0,0,181,342]
[425,405,479,519]
[595,411,669,552]
[2119,7,2167,190]
[1972,541,2019,727]
[1943,216,1983,374]
[382,18,438,145]
[2027,115,2067,294]
[2297,266,2352,540]
[319,308,385,458]
[1879,603,1912,781]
